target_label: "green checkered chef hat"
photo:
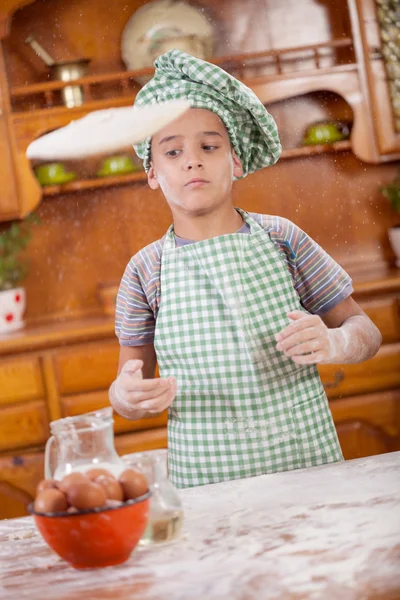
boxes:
[133,49,282,177]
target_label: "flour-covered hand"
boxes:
[275,310,346,365]
[111,359,177,417]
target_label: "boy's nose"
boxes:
[184,150,204,170]
[186,160,204,170]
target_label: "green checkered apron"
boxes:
[154,210,343,488]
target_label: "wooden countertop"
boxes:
[1,452,399,599]
[0,314,115,356]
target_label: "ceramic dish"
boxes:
[121,0,216,83]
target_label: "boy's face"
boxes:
[147,108,243,216]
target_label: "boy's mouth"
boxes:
[185,178,209,188]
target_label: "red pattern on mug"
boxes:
[15,293,21,303]
[5,313,14,322]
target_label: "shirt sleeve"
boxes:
[115,257,156,346]
[269,217,354,315]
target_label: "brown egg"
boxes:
[119,469,149,500]
[59,472,89,493]
[105,499,123,508]
[85,468,115,481]
[95,475,124,501]
[66,481,107,510]
[36,479,59,495]
[34,488,69,514]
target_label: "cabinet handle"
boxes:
[323,370,344,389]
[370,47,383,60]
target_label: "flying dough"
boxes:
[26,99,190,160]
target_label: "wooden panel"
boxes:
[54,341,119,394]
[335,421,396,460]
[61,390,168,435]
[0,451,44,520]
[0,401,49,451]
[319,343,400,399]
[0,356,44,405]
[353,0,400,156]
[330,388,400,459]
[360,297,400,344]
[115,427,168,457]
[330,388,400,438]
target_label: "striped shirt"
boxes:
[116,212,353,346]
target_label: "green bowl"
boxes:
[302,123,346,145]
[96,155,138,177]
[96,165,139,177]
[34,163,76,186]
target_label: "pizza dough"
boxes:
[26,99,190,160]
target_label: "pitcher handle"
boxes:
[44,435,56,479]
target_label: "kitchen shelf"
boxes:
[10,38,355,114]
[280,140,351,159]
[41,170,147,195]
[40,141,351,196]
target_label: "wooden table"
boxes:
[1,452,399,599]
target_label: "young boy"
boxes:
[109,50,382,489]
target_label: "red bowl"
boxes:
[29,492,150,569]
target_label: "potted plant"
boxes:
[0,213,38,334]
[381,171,400,268]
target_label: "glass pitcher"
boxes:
[44,407,126,480]
[123,449,183,545]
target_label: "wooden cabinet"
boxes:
[331,389,400,459]
[0,317,168,520]
[0,0,399,221]
[318,282,400,461]
[348,0,400,160]
[0,40,41,220]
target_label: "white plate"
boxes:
[26,99,190,160]
[121,0,215,83]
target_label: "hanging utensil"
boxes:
[25,35,91,108]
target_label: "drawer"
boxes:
[0,401,49,452]
[360,297,400,344]
[319,342,400,399]
[54,341,119,395]
[330,389,400,460]
[61,390,168,435]
[330,388,400,439]
[0,357,44,405]
[115,428,168,456]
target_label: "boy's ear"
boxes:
[232,150,244,179]
[147,164,160,190]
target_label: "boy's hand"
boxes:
[275,310,345,365]
[111,359,177,418]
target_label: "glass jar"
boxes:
[123,449,183,545]
[44,408,126,480]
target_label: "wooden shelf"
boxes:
[41,170,147,196]
[281,140,351,159]
[39,141,351,196]
[9,39,355,114]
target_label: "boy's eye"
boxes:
[202,145,218,151]
[165,149,182,157]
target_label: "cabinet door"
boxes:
[318,343,400,399]
[330,388,400,460]
[352,0,400,158]
[53,341,120,395]
[0,41,41,221]
[0,452,44,520]
[0,42,18,219]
